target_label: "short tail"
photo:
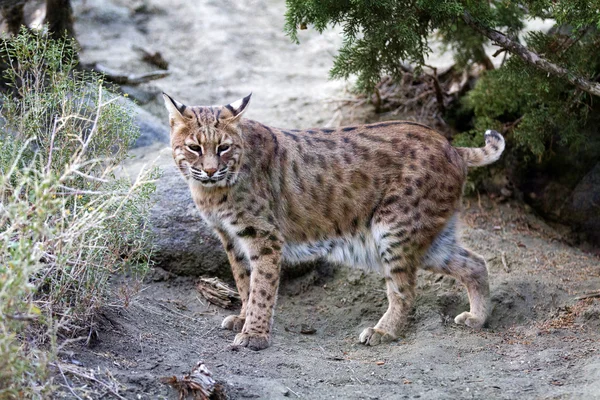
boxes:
[455,130,505,167]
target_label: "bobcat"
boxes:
[163,93,504,351]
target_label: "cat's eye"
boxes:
[187,144,202,154]
[218,144,231,154]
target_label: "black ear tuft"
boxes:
[162,93,188,119]
[222,93,252,120]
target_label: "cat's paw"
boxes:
[233,332,270,351]
[221,315,245,332]
[359,327,396,346]
[454,311,485,329]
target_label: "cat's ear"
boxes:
[162,93,188,124]
[219,93,252,123]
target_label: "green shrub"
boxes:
[0,29,158,397]
[285,1,600,164]
[466,29,600,159]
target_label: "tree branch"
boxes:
[462,11,600,97]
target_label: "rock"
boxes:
[566,162,600,243]
[148,166,319,278]
[149,166,231,277]
[131,103,170,148]
[121,85,159,105]
[115,96,170,149]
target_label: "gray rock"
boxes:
[566,162,600,243]
[131,104,170,148]
[115,96,169,149]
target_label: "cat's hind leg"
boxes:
[422,215,490,329]
[359,217,432,345]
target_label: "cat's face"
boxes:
[163,93,251,188]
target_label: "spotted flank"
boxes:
[164,93,498,351]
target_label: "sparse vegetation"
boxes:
[0,29,158,397]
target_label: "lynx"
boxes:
[163,93,504,351]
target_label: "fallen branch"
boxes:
[161,361,227,400]
[462,11,600,97]
[196,277,240,309]
[575,290,600,300]
[424,65,446,114]
[87,63,170,85]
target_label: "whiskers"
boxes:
[189,166,231,187]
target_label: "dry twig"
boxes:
[575,290,600,300]
[161,361,227,400]
[53,362,127,400]
[196,277,240,309]
[88,63,170,85]
[361,63,479,135]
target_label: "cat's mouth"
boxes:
[192,175,227,185]
[189,167,230,187]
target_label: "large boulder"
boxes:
[115,95,170,149]
[566,162,600,244]
[131,102,170,149]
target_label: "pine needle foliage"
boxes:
[463,26,600,165]
[285,0,600,160]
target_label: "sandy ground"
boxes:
[59,0,600,398]
[64,200,600,400]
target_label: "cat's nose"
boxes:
[204,167,217,177]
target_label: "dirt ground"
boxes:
[60,0,600,398]
[64,199,600,400]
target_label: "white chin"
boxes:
[190,179,227,188]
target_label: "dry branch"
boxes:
[575,290,600,300]
[161,362,227,400]
[361,64,476,135]
[88,63,170,85]
[196,277,240,309]
[53,362,127,400]
[462,11,600,97]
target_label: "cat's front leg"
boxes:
[232,227,283,351]
[215,229,250,332]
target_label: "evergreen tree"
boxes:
[285,0,600,168]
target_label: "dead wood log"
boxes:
[196,277,240,309]
[161,362,227,400]
[88,63,170,85]
[133,45,169,70]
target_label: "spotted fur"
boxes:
[163,93,504,350]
